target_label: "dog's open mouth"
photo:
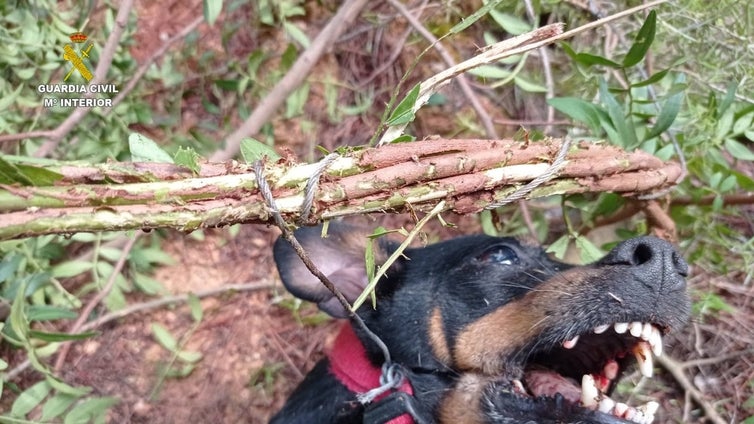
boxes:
[520,321,664,424]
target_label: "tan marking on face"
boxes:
[429,307,452,365]
[452,268,600,374]
[439,373,490,424]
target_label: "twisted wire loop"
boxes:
[254,157,397,405]
[357,362,407,405]
[485,137,573,210]
[299,152,340,224]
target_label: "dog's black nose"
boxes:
[601,236,688,292]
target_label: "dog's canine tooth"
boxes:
[594,324,610,334]
[512,379,526,394]
[614,322,629,334]
[629,321,643,337]
[598,397,615,413]
[633,341,654,378]
[563,335,579,349]
[580,374,599,408]
[640,322,653,341]
[649,327,663,357]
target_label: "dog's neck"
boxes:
[328,323,415,423]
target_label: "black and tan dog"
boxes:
[270,223,690,424]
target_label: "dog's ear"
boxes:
[273,223,390,318]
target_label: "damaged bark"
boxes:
[0,138,682,240]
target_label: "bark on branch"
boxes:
[0,138,682,240]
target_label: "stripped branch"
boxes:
[0,138,682,240]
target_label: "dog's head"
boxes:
[273,223,690,423]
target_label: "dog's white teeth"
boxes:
[614,322,629,334]
[563,335,580,349]
[593,324,610,334]
[629,321,643,338]
[598,396,615,413]
[512,379,526,394]
[639,400,660,416]
[580,374,599,408]
[640,322,653,341]
[614,402,629,417]
[648,326,663,357]
[603,359,619,380]
[633,341,654,378]
[632,410,646,423]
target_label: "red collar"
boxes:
[328,323,415,424]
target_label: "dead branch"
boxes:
[0,138,682,241]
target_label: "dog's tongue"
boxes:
[524,369,581,403]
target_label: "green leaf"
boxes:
[41,393,78,421]
[546,235,570,260]
[717,82,737,117]
[514,76,547,93]
[468,65,513,79]
[561,43,621,68]
[188,293,203,323]
[27,305,78,321]
[719,175,737,192]
[387,135,415,144]
[63,396,118,424]
[488,10,531,35]
[240,137,281,163]
[11,380,51,417]
[600,79,638,149]
[623,10,656,68]
[547,97,602,133]
[449,0,504,34]
[645,76,685,140]
[132,272,165,295]
[46,376,92,397]
[176,350,203,363]
[0,154,33,185]
[575,236,604,264]
[716,109,735,141]
[285,82,310,118]
[0,254,23,283]
[29,330,97,342]
[631,68,669,88]
[52,260,94,278]
[732,170,754,190]
[733,111,754,135]
[9,279,30,342]
[283,21,310,48]
[724,138,754,161]
[15,164,64,186]
[129,133,174,163]
[152,323,178,351]
[573,53,622,68]
[174,147,201,174]
[0,85,23,111]
[386,84,420,126]
[203,0,223,26]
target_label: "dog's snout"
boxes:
[604,236,688,292]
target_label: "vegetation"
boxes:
[0,0,751,422]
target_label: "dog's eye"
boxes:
[477,245,519,265]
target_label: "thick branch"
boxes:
[0,138,683,240]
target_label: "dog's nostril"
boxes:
[631,243,653,266]
[672,251,689,277]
